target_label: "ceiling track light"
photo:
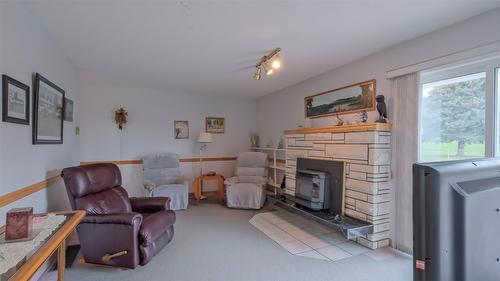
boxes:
[262,62,273,75]
[253,67,262,80]
[254,47,282,80]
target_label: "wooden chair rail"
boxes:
[80,156,238,166]
[0,156,239,210]
[0,175,61,209]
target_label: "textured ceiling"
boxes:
[25,1,500,98]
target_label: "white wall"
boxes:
[80,77,257,160]
[256,8,500,249]
[257,8,500,144]
[79,77,257,195]
[0,3,80,222]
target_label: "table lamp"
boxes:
[197,132,213,176]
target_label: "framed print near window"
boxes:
[304,79,376,118]
[205,117,225,134]
[33,73,65,144]
[64,97,74,122]
[174,120,189,139]
[2,75,30,125]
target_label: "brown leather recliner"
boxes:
[61,163,175,269]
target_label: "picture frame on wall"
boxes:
[33,73,65,144]
[64,97,74,122]
[2,75,30,125]
[174,120,189,139]
[304,79,376,119]
[205,117,225,134]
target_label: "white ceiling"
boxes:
[25,1,500,98]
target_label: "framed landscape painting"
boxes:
[305,79,376,118]
[33,73,65,144]
[206,117,225,134]
[2,75,30,125]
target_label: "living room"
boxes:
[1,1,500,281]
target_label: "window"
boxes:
[419,57,500,163]
[497,68,500,156]
[420,73,486,162]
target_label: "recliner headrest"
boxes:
[62,163,122,198]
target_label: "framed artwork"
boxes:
[2,75,30,125]
[64,97,74,122]
[33,73,65,144]
[205,117,225,134]
[174,120,189,139]
[304,79,376,118]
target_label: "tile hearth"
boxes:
[250,209,377,262]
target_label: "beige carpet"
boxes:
[47,200,412,281]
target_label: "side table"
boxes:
[2,210,85,281]
[193,174,225,205]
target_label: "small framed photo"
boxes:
[2,75,30,125]
[205,117,225,134]
[174,120,189,139]
[64,97,74,122]
[33,73,65,145]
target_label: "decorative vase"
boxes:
[250,135,259,148]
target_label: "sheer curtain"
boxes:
[391,72,419,254]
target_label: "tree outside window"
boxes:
[420,73,486,162]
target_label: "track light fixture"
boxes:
[253,48,282,80]
[253,67,261,80]
[262,62,273,76]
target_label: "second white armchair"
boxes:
[225,152,268,209]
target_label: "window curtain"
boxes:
[391,72,419,254]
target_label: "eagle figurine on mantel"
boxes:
[375,95,387,123]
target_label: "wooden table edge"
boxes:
[8,210,85,281]
[194,174,225,205]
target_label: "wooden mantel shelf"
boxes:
[284,122,392,135]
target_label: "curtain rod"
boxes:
[386,40,500,79]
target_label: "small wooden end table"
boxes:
[193,174,225,205]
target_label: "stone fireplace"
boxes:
[284,123,392,249]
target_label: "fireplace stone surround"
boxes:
[283,123,392,249]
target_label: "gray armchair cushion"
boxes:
[237,176,267,185]
[225,152,269,209]
[236,167,266,177]
[235,152,268,177]
[226,183,265,209]
[224,177,239,185]
[236,152,268,168]
[142,153,189,210]
[144,168,181,186]
[143,153,183,186]
[143,153,179,169]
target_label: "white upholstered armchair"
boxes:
[142,153,189,210]
[225,152,268,209]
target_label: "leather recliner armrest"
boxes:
[130,197,171,212]
[138,210,176,245]
[82,213,143,226]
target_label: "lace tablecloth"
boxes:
[0,213,67,276]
